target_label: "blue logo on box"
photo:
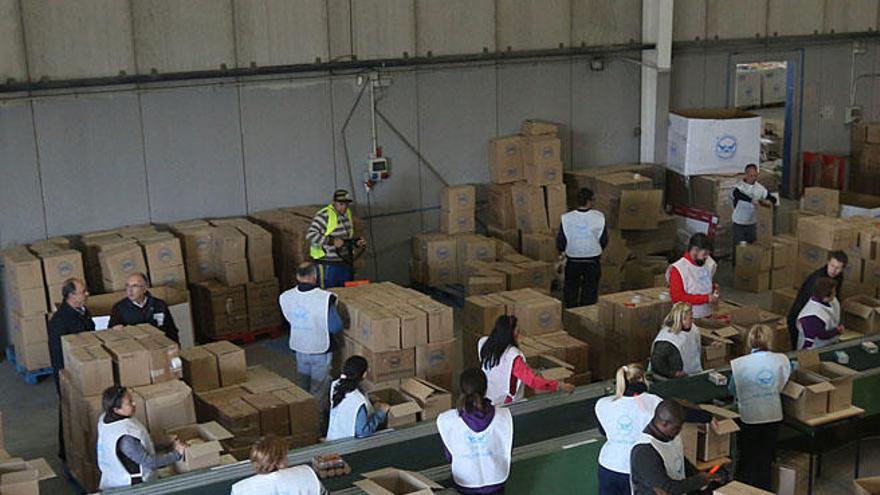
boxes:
[715,135,737,160]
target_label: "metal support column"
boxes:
[640,0,673,163]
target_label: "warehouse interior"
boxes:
[2,1,880,494]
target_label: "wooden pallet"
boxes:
[5,346,54,385]
[206,325,284,345]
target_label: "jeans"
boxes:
[597,465,631,495]
[732,223,757,266]
[564,260,601,308]
[295,351,333,412]
[317,263,353,289]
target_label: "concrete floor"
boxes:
[2,264,875,494]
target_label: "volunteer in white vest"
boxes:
[651,303,712,379]
[667,233,719,319]
[97,385,185,489]
[280,262,344,412]
[731,163,776,260]
[796,276,843,350]
[230,436,326,495]
[729,324,792,491]
[478,315,575,406]
[325,356,390,441]
[596,364,715,495]
[557,187,608,308]
[437,368,513,495]
[630,400,719,495]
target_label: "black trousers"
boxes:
[564,260,601,308]
[736,421,780,490]
[54,372,65,461]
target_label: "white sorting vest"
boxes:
[666,256,717,318]
[436,407,513,488]
[731,351,791,424]
[230,465,325,495]
[652,325,704,376]
[325,379,370,441]
[280,286,331,354]
[478,337,525,406]
[595,393,664,475]
[796,298,841,350]
[731,180,768,225]
[634,432,686,481]
[560,209,606,258]
[97,414,156,489]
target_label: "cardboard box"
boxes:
[0,458,56,495]
[245,278,280,309]
[771,266,794,290]
[714,481,774,494]
[368,388,421,428]
[528,355,574,390]
[488,136,524,184]
[486,225,520,252]
[354,467,442,495]
[440,185,476,212]
[215,260,249,287]
[516,260,554,292]
[666,109,761,176]
[797,216,858,251]
[10,313,47,346]
[61,331,103,360]
[756,204,774,246]
[39,249,84,286]
[487,183,517,229]
[140,234,184,270]
[769,287,796,318]
[440,209,475,235]
[99,245,147,291]
[464,276,506,296]
[854,477,880,495]
[523,135,561,165]
[212,226,246,263]
[243,392,290,437]
[149,264,187,290]
[212,397,260,438]
[544,184,567,229]
[167,421,233,473]
[412,234,456,264]
[510,296,562,335]
[797,350,857,412]
[271,387,320,445]
[772,235,797,268]
[180,346,220,392]
[511,183,550,234]
[407,299,454,343]
[773,450,810,495]
[524,160,563,186]
[781,369,835,421]
[343,336,415,383]
[3,250,44,289]
[541,332,589,374]
[463,296,506,334]
[415,339,456,377]
[139,335,182,384]
[185,257,214,283]
[248,255,275,282]
[388,304,428,349]
[400,377,451,421]
[203,341,247,387]
[8,285,48,316]
[842,295,880,335]
[233,222,273,261]
[132,380,197,443]
[104,338,152,387]
[521,233,557,262]
[190,281,248,339]
[354,305,402,351]
[682,404,740,463]
[801,187,840,216]
[521,119,558,136]
[618,189,663,230]
[65,344,114,396]
[736,243,772,273]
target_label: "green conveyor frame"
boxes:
[105,336,880,495]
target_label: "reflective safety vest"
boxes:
[310,205,354,260]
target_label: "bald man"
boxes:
[109,272,179,343]
[630,400,719,495]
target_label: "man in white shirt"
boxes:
[557,188,608,308]
[731,163,776,263]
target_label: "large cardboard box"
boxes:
[203,341,247,387]
[387,304,428,349]
[440,185,476,212]
[412,234,456,264]
[139,335,182,384]
[344,336,415,383]
[99,245,147,291]
[39,249,84,286]
[354,305,402,351]
[354,467,443,495]
[242,392,290,437]
[801,187,840,216]
[524,160,563,186]
[132,380,197,443]
[509,296,562,335]
[213,397,260,438]
[487,183,517,229]
[521,233,557,262]
[797,216,858,251]
[681,405,740,463]
[167,421,233,473]
[149,264,187,291]
[368,388,421,428]
[511,183,550,234]
[463,296,506,334]
[618,190,664,230]
[190,281,249,339]
[212,226,246,263]
[440,209,475,235]
[407,299,454,343]
[488,136,524,184]
[415,339,456,377]
[842,295,880,335]
[215,260,249,287]
[3,250,44,289]
[544,184,567,229]
[104,338,152,387]
[233,222,272,261]
[139,234,184,270]
[854,477,880,495]
[523,135,561,165]
[271,386,320,446]
[781,369,835,421]
[400,377,451,422]
[736,243,772,273]
[65,344,114,396]
[464,276,506,296]
[714,481,774,494]
[797,350,858,412]
[180,346,220,392]
[666,109,761,176]
[10,313,47,347]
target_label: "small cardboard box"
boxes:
[3,250,44,289]
[801,187,840,216]
[132,380,197,443]
[854,477,880,495]
[782,369,836,421]
[167,422,233,473]
[440,185,476,212]
[215,259,249,287]
[772,235,797,268]
[511,183,550,234]
[99,245,147,291]
[511,296,562,335]
[368,388,421,428]
[528,355,574,391]
[354,467,443,495]
[388,304,428,349]
[463,296,506,334]
[756,204,774,246]
[0,458,56,495]
[618,189,663,230]
[736,243,772,273]
[521,233,556,262]
[180,346,220,392]
[139,234,184,269]
[440,209,475,235]
[412,234,456,264]
[415,339,456,377]
[733,269,770,293]
[682,404,740,463]
[344,336,416,384]
[271,387,320,445]
[233,222,273,261]
[842,295,880,335]
[66,345,114,396]
[8,286,48,316]
[544,183,567,228]
[212,226,246,263]
[355,305,402,351]
[523,160,563,186]
[39,249,84,286]
[488,136,524,184]
[465,276,506,297]
[797,350,858,412]
[713,481,774,494]
[104,338,152,387]
[523,135,561,165]
[400,377,452,421]
[407,299,454,343]
[139,335,182,384]
[243,392,291,437]
[11,313,47,346]
[487,183,517,229]
[797,216,858,251]
[203,341,247,387]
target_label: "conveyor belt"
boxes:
[108,336,880,495]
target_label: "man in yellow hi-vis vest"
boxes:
[306,189,367,288]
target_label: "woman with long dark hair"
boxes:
[325,356,390,441]
[437,368,513,494]
[478,315,575,405]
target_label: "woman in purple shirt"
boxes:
[796,277,842,350]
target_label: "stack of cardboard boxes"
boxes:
[850,121,880,196]
[0,249,50,371]
[60,325,192,490]
[137,233,187,291]
[170,220,216,284]
[782,350,860,424]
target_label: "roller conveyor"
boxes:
[105,336,880,495]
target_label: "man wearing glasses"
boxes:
[109,272,179,343]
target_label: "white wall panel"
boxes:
[673,0,706,41]
[239,81,335,212]
[327,0,352,60]
[0,102,45,245]
[352,0,415,60]
[815,44,853,151]
[21,0,134,80]
[415,0,494,56]
[0,0,27,82]
[571,59,640,166]
[706,0,767,39]
[33,94,148,236]
[133,0,235,73]
[703,52,729,107]
[497,0,571,51]
[767,0,823,37]
[140,87,246,221]
[497,61,572,166]
[234,0,329,67]
[572,0,641,46]
[823,0,878,33]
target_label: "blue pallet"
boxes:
[5,346,54,385]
